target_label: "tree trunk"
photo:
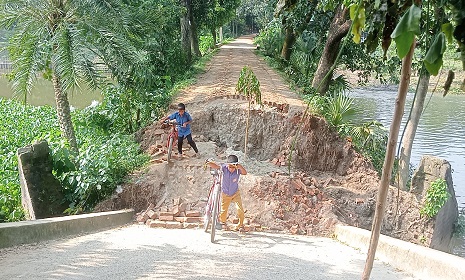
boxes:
[52,73,79,154]
[189,10,201,57]
[244,100,251,158]
[398,71,430,190]
[362,40,416,280]
[180,0,192,63]
[311,6,351,95]
[211,28,217,49]
[281,26,296,61]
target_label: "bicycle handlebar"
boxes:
[163,119,178,125]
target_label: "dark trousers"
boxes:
[178,133,198,154]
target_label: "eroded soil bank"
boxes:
[95,35,440,249]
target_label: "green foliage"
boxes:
[53,133,149,213]
[86,84,170,134]
[199,35,216,56]
[390,4,422,59]
[424,33,446,76]
[322,93,356,129]
[254,19,285,58]
[0,179,24,222]
[349,3,366,44]
[420,178,450,218]
[0,97,149,220]
[0,98,60,222]
[350,121,388,173]
[236,66,262,104]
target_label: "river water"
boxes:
[0,77,102,109]
[349,86,465,257]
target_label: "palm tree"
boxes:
[0,0,139,153]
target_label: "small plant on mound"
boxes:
[420,178,450,218]
[236,66,262,158]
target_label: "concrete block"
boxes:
[334,225,465,280]
[0,209,134,249]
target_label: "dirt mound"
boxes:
[94,35,425,242]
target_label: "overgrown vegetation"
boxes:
[420,178,450,218]
[0,38,219,222]
[0,97,150,221]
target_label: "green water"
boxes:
[0,77,102,109]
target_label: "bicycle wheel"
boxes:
[167,137,174,162]
[203,198,211,233]
[210,188,219,243]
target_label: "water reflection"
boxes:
[0,77,102,109]
[349,86,465,257]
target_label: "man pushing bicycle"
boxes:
[205,155,247,231]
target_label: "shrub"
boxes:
[420,178,450,218]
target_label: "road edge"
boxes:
[0,209,134,249]
[335,224,465,280]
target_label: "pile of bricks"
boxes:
[270,151,289,167]
[136,198,203,229]
[135,197,264,233]
[250,171,337,235]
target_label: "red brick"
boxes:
[136,212,149,223]
[185,210,201,217]
[149,220,166,228]
[174,217,186,223]
[165,221,183,229]
[290,225,299,234]
[159,214,174,221]
[185,217,202,223]
[146,210,157,219]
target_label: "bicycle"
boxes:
[203,161,223,243]
[163,119,179,162]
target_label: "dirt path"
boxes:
[176,35,306,115]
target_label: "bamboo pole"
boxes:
[362,39,416,280]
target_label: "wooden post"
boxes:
[362,40,416,280]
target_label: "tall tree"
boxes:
[311,4,351,94]
[180,0,193,63]
[0,0,140,153]
[274,0,317,61]
[397,3,448,191]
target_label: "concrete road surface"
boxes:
[0,225,418,280]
